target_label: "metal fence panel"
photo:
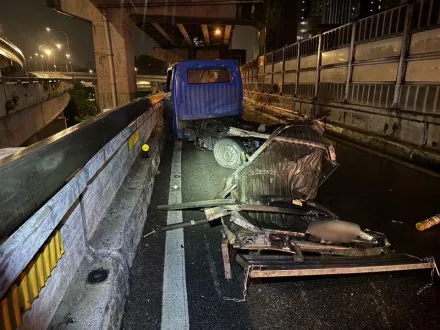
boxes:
[241,0,440,114]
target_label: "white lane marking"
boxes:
[161,141,189,330]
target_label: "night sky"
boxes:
[0,0,256,69]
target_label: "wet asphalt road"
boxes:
[123,139,439,330]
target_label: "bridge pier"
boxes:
[92,9,137,110]
[47,0,137,110]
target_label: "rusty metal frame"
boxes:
[236,254,437,279]
[157,198,235,210]
[221,236,232,280]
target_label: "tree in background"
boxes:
[64,82,99,126]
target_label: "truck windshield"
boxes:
[187,68,231,84]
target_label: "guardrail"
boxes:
[0,93,163,240]
[242,0,440,114]
[0,93,164,329]
[241,0,440,160]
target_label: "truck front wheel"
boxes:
[213,138,244,169]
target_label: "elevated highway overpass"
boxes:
[47,0,265,109]
[0,76,73,148]
[31,71,166,94]
[30,71,166,83]
[66,72,166,83]
[0,35,74,148]
[0,34,25,70]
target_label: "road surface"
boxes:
[123,138,439,330]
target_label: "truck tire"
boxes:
[213,138,244,169]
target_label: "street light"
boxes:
[39,54,45,71]
[42,49,57,72]
[46,27,72,73]
[56,43,62,50]
[89,69,93,74]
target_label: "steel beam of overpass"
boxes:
[224,25,232,45]
[177,23,193,46]
[201,25,210,46]
[151,23,178,47]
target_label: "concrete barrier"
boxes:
[0,98,164,329]
[0,92,71,148]
[244,92,440,170]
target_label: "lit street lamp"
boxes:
[39,54,45,71]
[89,69,93,74]
[46,27,73,73]
[42,48,57,72]
[65,53,71,72]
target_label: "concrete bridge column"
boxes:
[92,9,136,110]
[47,0,137,110]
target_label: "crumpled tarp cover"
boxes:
[235,121,334,229]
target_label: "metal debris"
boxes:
[155,122,437,285]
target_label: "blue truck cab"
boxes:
[164,59,244,139]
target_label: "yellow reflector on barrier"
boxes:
[0,230,65,330]
[26,263,39,301]
[128,130,139,150]
[1,297,12,330]
[35,255,45,290]
[42,245,51,280]
[49,236,57,271]
[9,284,21,328]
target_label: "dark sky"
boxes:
[0,0,256,68]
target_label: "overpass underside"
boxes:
[47,0,265,110]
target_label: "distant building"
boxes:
[297,0,405,40]
[358,0,404,18]
[299,0,311,21]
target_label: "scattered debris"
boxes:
[156,122,437,295]
[416,214,440,231]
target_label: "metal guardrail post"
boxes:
[295,42,300,96]
[262,55,265,93]
[345,22,357,102]
[314,34,322,99]
[281,47,285,95]
[393,3,413,108]
[271,52,274,93]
